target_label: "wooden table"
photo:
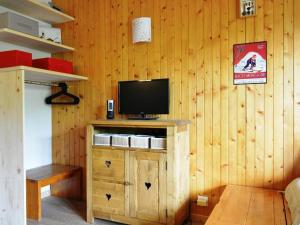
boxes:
[205,185,291,225]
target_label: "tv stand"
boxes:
[128,117,159,120]
[128,114,159,120]
[86,120,190,225]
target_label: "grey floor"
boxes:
[27,196,200,225]
[27,196,121,225]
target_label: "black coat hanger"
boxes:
[45,83,80,105]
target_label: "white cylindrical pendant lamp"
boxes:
[132,17,151,43]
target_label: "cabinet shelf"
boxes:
[0,0,74,24]
[92,145,167,153]
[0,28,74,53]
[0,66,87,83]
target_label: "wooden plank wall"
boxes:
[53,0,300,217]
[0,71,25,225]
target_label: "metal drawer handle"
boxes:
[105,160,111,168]
[106,193,111,201]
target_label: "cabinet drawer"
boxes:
[92,148,124,182]
[93,180,125,216]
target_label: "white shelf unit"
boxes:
[0,2,82,225]
[0,28,74,53]
[0,66,87,83]
[0,66,87,225]
[0,0,74,24]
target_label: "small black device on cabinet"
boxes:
[107,100,114,119]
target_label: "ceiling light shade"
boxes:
[132,17,151,43]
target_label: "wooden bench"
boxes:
[26,164,81,221]
[205,185,292,225]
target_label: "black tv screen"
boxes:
[118,79,169,115]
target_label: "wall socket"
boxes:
[197,195,209,207]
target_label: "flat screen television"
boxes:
[118,79,169,119]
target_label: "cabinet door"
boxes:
[129,151,167,223]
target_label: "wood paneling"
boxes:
[0,71,25,225]
[53,0,300,216]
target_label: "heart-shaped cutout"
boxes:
[106,193,111,201]
[145,182,151,190]
[105,160,111,168]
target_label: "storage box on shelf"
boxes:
[93,133,165,150]
[0,12,39,37]
[33,58,73,74]
[151,136,167,150]
[111,134,131,148]
[87,120,190,225]
[0,50,32,68]
[94,134,111,146]
[130,135,152,149]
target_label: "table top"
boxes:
[205,185,291,225]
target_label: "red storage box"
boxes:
[32,58,73,74]
[0,50,32,68]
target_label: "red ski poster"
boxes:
[233,41,267,84]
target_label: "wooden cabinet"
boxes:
[87,120,190,225]
[129,151,167,224]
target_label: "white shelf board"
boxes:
[0,66,87,83]
[0,28,74,53]
[0,0,74,24]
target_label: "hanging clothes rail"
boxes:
[25,80,59,87]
